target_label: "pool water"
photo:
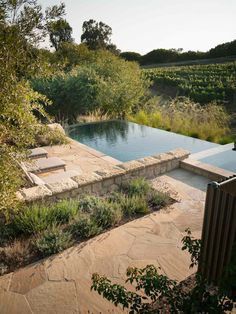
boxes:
[67,120,219,162]
[200,149,236,172]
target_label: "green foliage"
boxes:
[148,191,172,208]
[144,62,236,105]
[120,51,141,63]
[79,195,103,213]
[34,225,72,257]
[0,0,65,218]
[119,177,152,197]
[91,201,122,229]
[182,228,202,268]
[31,50,149,121]
[13,200,79,234]
[91,230,234,313]
[47,18,73,51]
[81,19,118,53]
[109,193,150,217]
[13,205,55,234]
[129,97,231,143]
[49,200,79,224]
[34,124,68,146]
[70,214,101,239]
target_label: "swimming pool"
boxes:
[67,120,219,162]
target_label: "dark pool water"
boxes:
[67,120,219,162]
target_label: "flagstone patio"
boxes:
[0,169,209,313]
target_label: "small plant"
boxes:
[70,214,101,238]
[91,201,123,229]
[110,193,150,217]
[13,205,55,234]
[50,199,79,223]
[33,225,72,257]
[119,178,152,197]
[0,240,31,272]
[148,191,172,208]
[79,195,102,213]
[182,228,201,268]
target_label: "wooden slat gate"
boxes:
[199,175,236,284]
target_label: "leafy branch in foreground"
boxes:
[91,230,234,313]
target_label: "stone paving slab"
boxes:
[0,169,209,313]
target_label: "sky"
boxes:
[39,0,236,54]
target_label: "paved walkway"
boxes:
[0,169,209,314]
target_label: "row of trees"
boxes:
[46,16,236,66]
[120,40,236,65]
[47,18,118,53]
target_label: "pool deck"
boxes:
[37,139,121,180]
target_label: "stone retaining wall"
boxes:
[17,148,190,203]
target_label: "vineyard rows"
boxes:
[144,62,236,105]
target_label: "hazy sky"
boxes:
[39,0,236,54]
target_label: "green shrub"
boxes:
[0,240,31,272]
[13,205,55,234]
[91,201,123,229]
[50,199,79,223]
[0,222,19,246]
[31,50,149,121]
[129,97,231,143]
[119,178,152,197]
[34,124,68,147]
[79,195,102,213]
[109,192,150,217]
[70,214,101,238]
[33,225,72,257]
[148,191,172,208]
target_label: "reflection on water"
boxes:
[68,120,130,145]
[67,120,219,162]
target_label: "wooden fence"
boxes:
[199,175,236,284]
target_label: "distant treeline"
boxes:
[120,40,236,65]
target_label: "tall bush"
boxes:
[31,50,149,121]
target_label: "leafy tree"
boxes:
[91,230,234,313]
[120,51,141,63]
[53,42,94,71]
[81,19,117,52]
[32,50,149,121]
[0,0,64,219]
[48,18,73,51]
[208,40,236,58]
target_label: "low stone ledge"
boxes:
[181,159,235,181]
[46,178,78,195]
[152,152,174,163]
[118,160,145,172]
[95,167,126,178]
[168,148,190,160]
[138,156,160,166]
[72,173,102,186]
[19,186,52,202]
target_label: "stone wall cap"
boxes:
[20,185,52,202]
[72,173,102,186]
[138,156,160,166]
[46,178,78,194]
[118,160,145,172]
[152,152,174,162]
[168,148,190,160]
[95,167,126,178]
